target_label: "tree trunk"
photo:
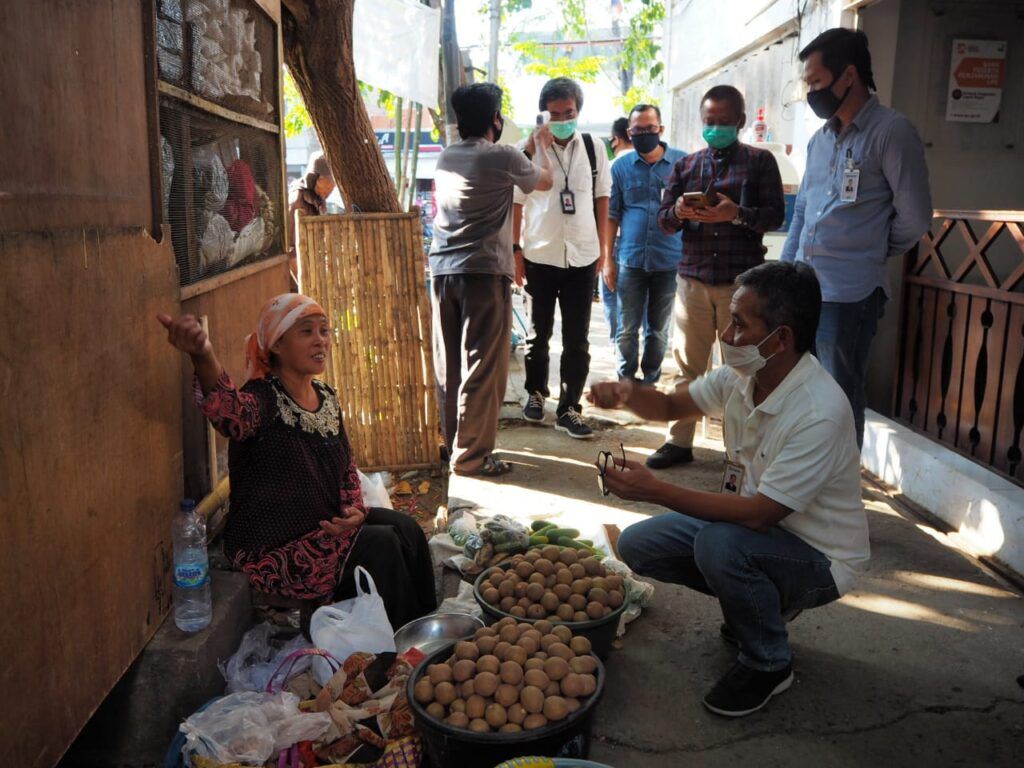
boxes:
[282,0,400,213]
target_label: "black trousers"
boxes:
[523,260,596,415]
[333,507,438,632]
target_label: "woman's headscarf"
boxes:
[244,293,326,381]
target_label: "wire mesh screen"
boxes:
[157,0,278,123]
[160,96,283,285]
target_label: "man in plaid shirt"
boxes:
[649,85,785,469]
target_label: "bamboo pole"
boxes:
[406,103,423,210]
[401,104,415,210]
[393,97,405,199]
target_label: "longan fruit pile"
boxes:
[478,546,625,623]
[412,617,600,734]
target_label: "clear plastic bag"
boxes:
[218,622,313,694]
[467,515,529,565]
[180,691,331,764]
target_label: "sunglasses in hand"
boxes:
[596,443,626,496]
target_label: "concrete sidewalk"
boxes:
[449,295,1024,767]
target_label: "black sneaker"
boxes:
[703,662,794,717]
[720,608,803,648]
[645,443,694,469]
[523,392,546,423]
[555,408,593,439]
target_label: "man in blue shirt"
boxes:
[781,28,932,446]
[604,104,685,384]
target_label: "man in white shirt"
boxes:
[589,261,869,717]
[514,77,613,439]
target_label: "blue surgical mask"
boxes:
[702,125,739,150]
[550,119,578,140]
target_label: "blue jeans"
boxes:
[618,513,840,671]
[816,287,886,448]
[600,278,618,342]
[615,267,677,384]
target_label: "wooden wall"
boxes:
[179,258,291,499]
[0,2,290,762]
[0,0,154,232]
[0,228,182,766]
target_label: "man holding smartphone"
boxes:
[650,85,785,469]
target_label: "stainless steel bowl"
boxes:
[393,612,484,655]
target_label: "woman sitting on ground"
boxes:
[157,294,437,630]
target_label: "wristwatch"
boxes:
[731,213,745,227]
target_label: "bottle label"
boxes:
[174,562,209,589]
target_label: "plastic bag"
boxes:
[358,470,393,510]
[218,622,313,694]
[447,512,477,548]
[465,514,529,565]
[180,691,331,764]
[310,566,396,685]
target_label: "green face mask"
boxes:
[550,119,578,140]
[702,125,738,149]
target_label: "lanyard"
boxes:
[552,143,574,190]
[699,150,732,194]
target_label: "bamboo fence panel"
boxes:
[298,212,440,472]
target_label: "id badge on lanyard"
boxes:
[840,148,859,203]
[720,460,745,495]
[560,189,577,214]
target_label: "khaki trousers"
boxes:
[431,274,512,475]
[667,276,737,447]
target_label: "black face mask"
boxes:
[807,74,852,119]
[631,133,661,155]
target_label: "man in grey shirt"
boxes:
[781,28,932,446]
[430,83,554,476]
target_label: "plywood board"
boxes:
[0,1,153,233]
[0,228,182,766]
[180,258,290,498]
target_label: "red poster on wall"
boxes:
[946,39,1007,123]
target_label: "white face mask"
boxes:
[720,325,781,376]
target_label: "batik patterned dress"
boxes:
[196,372,364,600]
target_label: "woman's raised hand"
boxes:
[157,313,213,359]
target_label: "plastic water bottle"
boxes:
[173,499,212,632]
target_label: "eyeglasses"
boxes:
[596,443,626,496]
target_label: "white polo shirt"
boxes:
[514,132,612,268]
[689,353,870,594]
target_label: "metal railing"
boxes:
[894,209,1024,486]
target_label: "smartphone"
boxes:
[682,191,712,208]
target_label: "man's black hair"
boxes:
[539,77,584,112]
[451,83,503,140]
[700,85,745,117]
[628,103,662,122]
[611,117,630,143]
[799,28,877,90]
[734,262,822,353]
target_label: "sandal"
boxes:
[476,455,513,477]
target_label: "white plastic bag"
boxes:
[180,691,331,764]
[358,470,393,510]
[309,566,396,685]
[218,622,313,694]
